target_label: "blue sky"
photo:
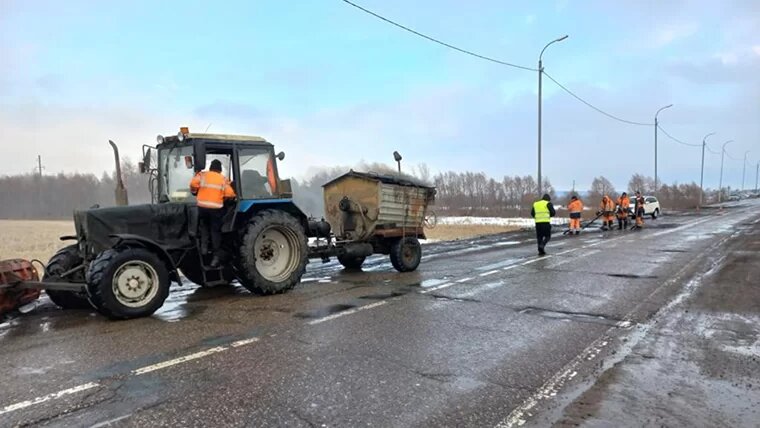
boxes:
[1,0,758,191]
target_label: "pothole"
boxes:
[659,249,688,253]
[606,273,658,279]
[518,307,629,327]
[294,304,355,319]
[359,290,409,300]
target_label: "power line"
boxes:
[725,150,741,161]
[656,125,702,147]
[542,71,652,126]
[340,0,537,72]
[705,145,721,155]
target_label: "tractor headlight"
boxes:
[156,135,165,144]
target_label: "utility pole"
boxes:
[537,34,568,196]
[653,104,673,194]
[742,151,750,191]
[755,161,759,193]
[718,140,733,203]
[699,132,715,208]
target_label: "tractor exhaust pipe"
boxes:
[109,140,129,206]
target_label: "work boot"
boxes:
[210,255,221,268]
[575,231,580,235]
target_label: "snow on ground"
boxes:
[438,216,569,227]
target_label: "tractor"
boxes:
[39,128,310,319]
[1,128,435,320]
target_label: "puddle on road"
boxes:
[518,307,627,327]
[294,304,356,319]
[420,278,448,288]
[359,290,410,300]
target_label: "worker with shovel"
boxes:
[616,192,630,231]
[599,195,616,231]
[632,191,646,230]
[567,195,583,235]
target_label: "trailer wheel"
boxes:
[390,237,422,272]
[45,245,92,310]
[86,248,170,319]
[237,210,308,295]
[338,255,366,270]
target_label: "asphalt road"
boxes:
[1,201,759,427]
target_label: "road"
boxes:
[1,201,759,427]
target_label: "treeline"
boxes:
[0,159,151,219]
[0,161,712,220]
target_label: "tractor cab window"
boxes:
[239,147,277,199]
[158,145,232,202]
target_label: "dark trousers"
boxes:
[536,223,552,253]
[198,207,224,257]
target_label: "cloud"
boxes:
[653,22,698,47]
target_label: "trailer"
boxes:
[307,170,436,271]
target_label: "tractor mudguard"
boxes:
[108,234,180,282]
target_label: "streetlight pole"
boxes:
[537,34,568,195]
[742,151,750,191]
[718,140,733,203]
[654,104,673,193]
[699,132,715,208]
[755,161,759,193]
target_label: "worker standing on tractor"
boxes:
[190,159,236,267]
[531,194,556,256]
[599,195,616,231]
[632,191,646,230]
[567,195,583,235]
[616,192,630,231]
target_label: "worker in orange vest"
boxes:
[567,195,583,235]
[616,192,630,231]
[599,195,615,231]
[632,191,646,230]
[190,159,236,267]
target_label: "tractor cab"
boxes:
[142,127,292,206]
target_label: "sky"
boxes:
[1,0,758,191]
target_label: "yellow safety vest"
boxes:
[533,200,551,224]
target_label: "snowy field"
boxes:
[438,216,569,228]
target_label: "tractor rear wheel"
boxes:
[338,255,366,270]
[86,248,170,319]
[45,245,92,310]
[389,237,422,272]
[237,210,307,295]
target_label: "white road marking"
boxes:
[90,414,133,428]
[132,347,228,375]
[307,301,388,325]
[420,283,454,294]
[231,337,260,348]
[479,270,500,277]
[456,277,474,283]
[0,382,100,416]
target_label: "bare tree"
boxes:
[589,176,616,202]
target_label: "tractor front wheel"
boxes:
[86,248,170,319]
[237,210,308,295]
[45,245,92,310]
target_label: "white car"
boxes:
[629,195,661,219]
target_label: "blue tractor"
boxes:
[43,128,312,319]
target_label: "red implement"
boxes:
[0,259,41,316]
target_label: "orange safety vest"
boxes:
[189,171,236,209]
[568,199,583,213]
[600,196,615,214]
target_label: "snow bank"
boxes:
[439,216,569,227]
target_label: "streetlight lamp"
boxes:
[699,132,715,208]
[654,104,673,193]
[742,151,750,191]
[718,140,734,203]
[537,34,569,195]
